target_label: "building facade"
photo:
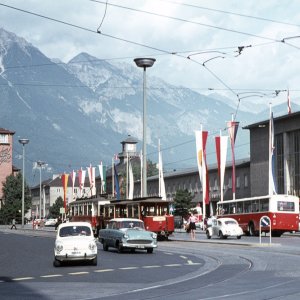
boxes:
[244,111,300,197]
[0,128,15,207]
[30,175,94,218]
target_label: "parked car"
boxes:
[45,218,57,227]
[53,222,98,267]
[98,218,157,253]
[206,217,243,239]
[195,221,204,230]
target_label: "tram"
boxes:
[103,197,175,239]
[69,196,175,239]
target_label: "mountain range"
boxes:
[0,28,299,186]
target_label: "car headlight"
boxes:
[88,241,97,251]
[55,243,63,253]
[123,233,129,239]
[151,233,157,239]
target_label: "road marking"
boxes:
[163,252,174,255]
[180,255,187,259]
[186,261,202,265]
[12,277,34,281]
[40,274,63,278]
[94,269,114,273]
[68,272,89,276]
[119,267,139,270]
[142,265,161,269]
[164,264,181,267]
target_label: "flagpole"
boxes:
[126,152,129,199]
[140,150,143,197]
[200,125,206,222]
[158,139,161,197]
[112,158,114,198]
[219,130,224,203]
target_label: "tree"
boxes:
[48,196,64,218]
[173,189,194,221]
[0,173,31,224]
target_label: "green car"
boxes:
[98,218,158,253]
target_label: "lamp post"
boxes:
[37,161,45,218]
[134,58,156,197]
[18,138,29,228]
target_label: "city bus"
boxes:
[217,195,299,237]
[68,196,110,235]
[103,197,175,239]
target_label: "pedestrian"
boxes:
[11,218,17,230]
[188,213,197,240]
[55,217,62,231]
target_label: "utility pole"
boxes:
[37,161,46,218]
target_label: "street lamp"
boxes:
[18,138,29,228]
[37,161,46,218]
[134,58,156,197]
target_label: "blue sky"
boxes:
[1,0,300,110]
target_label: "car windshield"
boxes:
[59,225,91,237]
[121,221,144,229]
[224,220,237,225]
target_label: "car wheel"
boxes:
[248,222,256,236]
[53,259,61,267]
[91,256,97,266]
[103,241,109,251]
[206,230,211,239]
[237,235,242,240]
[219,231,225,239]
[117,242,123,253]
[147,248,153,254]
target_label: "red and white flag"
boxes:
[77,168,86,198]
[287,89,292,114]
[87,164,96,196]
[195,128,209,218]
[227,120,239,200]
[215,135,228,202]
[70,170,76,201]
[61,173,69,210]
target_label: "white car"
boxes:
[53,222,98,267]
[45,218,57,227]
[206,217,243,240]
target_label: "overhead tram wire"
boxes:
[158,0,300,29]
[89,0,280,43]
[0,3,173,55]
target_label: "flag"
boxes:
[128,160,134,199]
[227,120,239,199]
[98,162,106,194]
[114,164,120,200]
[215,135,228,202]
[87,164,96,196]
[70,170,76,201]
[158,140,166,200]
[269,111,277,195]
[78,168,86,198]
[287,90,292,114]
[195,129,209,205]
[61,173,69,210]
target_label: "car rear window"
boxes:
[224,220,237,225]
[59,226,91,237]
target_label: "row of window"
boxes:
[148,174,249,195]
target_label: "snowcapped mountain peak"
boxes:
[0,28,33,57]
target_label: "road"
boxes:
[1,226,300,299]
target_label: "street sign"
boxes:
[259,215,272,244]
[260,216,270,227]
